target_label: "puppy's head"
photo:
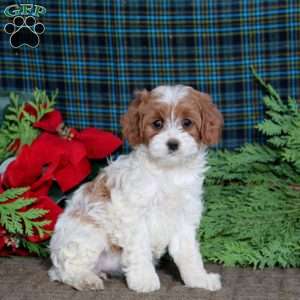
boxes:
[121,85,223,164]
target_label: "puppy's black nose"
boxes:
[167,139,179,152]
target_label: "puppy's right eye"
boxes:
[152,119,164,130]
[182,118,193,129]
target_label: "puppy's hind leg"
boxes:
[49,223,107,291]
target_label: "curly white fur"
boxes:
[49,85,222,293]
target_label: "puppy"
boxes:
[49,85,223,293]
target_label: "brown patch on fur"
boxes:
[110,244,122,253]
[175,88,223,145]
[175,100,203,143]
[120,89,150,147]
[85,174,111,202]
[67,174,112,228]
[141,102,171,145]
[120,90,172,146]
[69,209,99,226]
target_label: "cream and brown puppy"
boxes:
[49,85,223,293]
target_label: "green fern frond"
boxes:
[0,187,51,245]
[20,239,49,257]
[256,120,282,135]
[0,89,57,162]
[0,187,29,202]
[201,69,300,268]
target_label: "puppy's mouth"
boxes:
[167,150,180,157]
[165,149,185,161]
[148,148,180,162]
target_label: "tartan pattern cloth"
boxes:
[1,1,300,150]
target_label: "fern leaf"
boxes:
[1,198,36,210]
[263,95,285,113]
[0,187,51,240]
[256,120,282,136]
[20,239,49,257]
[287,96,299,113]
[0,187,29,202]
[20,209,48,220]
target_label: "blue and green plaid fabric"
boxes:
[1,1,300,149]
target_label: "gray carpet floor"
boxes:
[0,257,299,300]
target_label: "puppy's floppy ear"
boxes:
[120,89,149,147]
[197,92,223,145]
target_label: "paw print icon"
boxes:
[4,16,45,48]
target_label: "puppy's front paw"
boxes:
[185,272,221,291]
[70,273,104,291]
[126,268,160,293]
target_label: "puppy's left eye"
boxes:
[182,118,193,128]
[152,119,164,130]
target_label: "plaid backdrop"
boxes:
[1,1,300,150]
